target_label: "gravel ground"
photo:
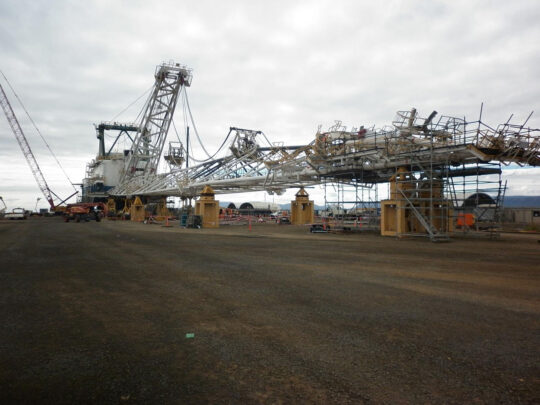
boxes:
[0,217,539,404]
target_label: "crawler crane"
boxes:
[0,79,77,211]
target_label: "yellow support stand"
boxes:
[380,167,453,237]
[291,187,314,225]
[195,186,220,228]
[106,198,116,216]
[130,196,145,222]
[381,167,409,236]
[156,197,170,220]
[380,200,406,236]
[122,198,131,216]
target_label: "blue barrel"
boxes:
[180,214,188,227]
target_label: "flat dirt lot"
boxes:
[0,217,539,404]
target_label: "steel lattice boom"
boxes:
[109,110,539,199]
[114,62,192,195]
[0,82,56,209]
[84,62,539,203]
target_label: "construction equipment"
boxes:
[126,107,538,239]
[82,61,192,216]
[4,207,27,220]
[0,79,77,211]
[82,122,139,202]
[81,61,540,239]
[0,196,6,216]
[113,62,192,196]
[64,202,107,223]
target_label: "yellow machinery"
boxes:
[291,187,314,225]
[381,167,453,239]
[195,185,219,228]
[381,168,411,236]
[129,197,145,222]
[156,197,171,219]
[119,196,170,222]
[122,198,132,217]
[106,198,116,216]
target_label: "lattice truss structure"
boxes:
[116,127,318,197]
[0,82,56,208]
[110,107,540,199]
[113,62,192,196]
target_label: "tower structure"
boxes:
[195,185,220,228]
[113,62,192,195]
[291,187,314,225]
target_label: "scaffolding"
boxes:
[321,174,380,231]
[380,110,512,241]
[351,181,380,229]
[80,67,536,241]
[448,161,506,238]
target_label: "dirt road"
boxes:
[1,217,539,403]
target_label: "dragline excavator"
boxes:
[81,61,192,216]
[76,60,539,240]
[81,61,540,202]
[0,79,77,212]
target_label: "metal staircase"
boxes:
[398,189,450,242]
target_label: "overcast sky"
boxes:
[1,0,539,210]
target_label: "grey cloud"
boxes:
[1,0,539,209]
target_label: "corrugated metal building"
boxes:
[502,207,540,224]
[227,202,281,215]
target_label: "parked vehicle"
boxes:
[278,216,291,224]
[310,224,330,233]
[5,207,27,220]
[64,203,107,222]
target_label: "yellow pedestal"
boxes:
[130,196,145,222]
[106,198,116,216]
[156,197,170,218]
[195,186,220,228]
[381,199,407,236]
[291,187,314,225]
[381,166,454,237]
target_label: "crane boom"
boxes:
[0,82,56,210]
[112,62,192,196]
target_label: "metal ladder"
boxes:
[399,189,449,242]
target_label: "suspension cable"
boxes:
[184,89,213,158]
[171,119,183,145]
[185,129,234,163]
[110,84,153,122]
[0,70,78,192]
[260,131,274,148]
[182,87,188,137]
[171,115,203,163]
[169,88,234,163]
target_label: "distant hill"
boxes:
[503,196,540,208]
[294,198,540,209]
[221,196,540,210]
